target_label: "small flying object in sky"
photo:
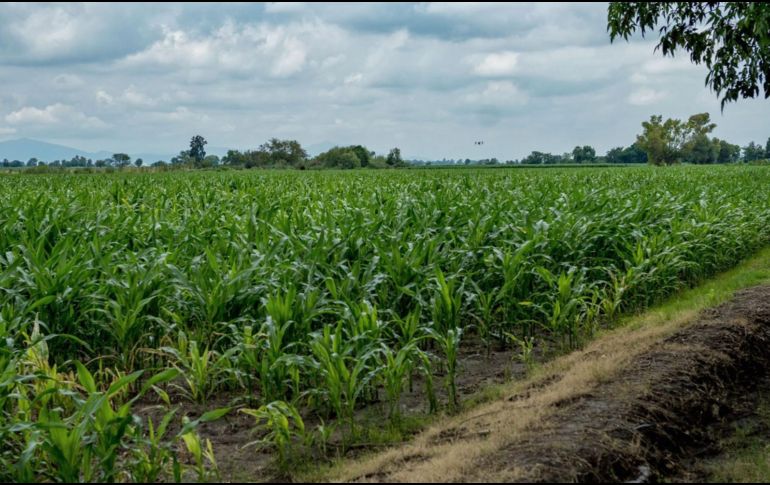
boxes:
[474,141,484,145]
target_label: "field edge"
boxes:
[312,245,770,483]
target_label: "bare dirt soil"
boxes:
[336,285,770,482]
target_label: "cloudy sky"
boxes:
[0,2,768,160]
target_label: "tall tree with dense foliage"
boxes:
[636,115,683,166]
[608,2,770,109]
[386,148,404,167]
[189,135,207,167]
[312,145,377,169]
[636,112,734,165]
[714,139,741,163]
[681,113,718,164]
[605,144,648,164]
[572,145,597,164]
[351,145,372,168]
[112,153,131,168]
[258,138,308,167]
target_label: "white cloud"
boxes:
[8,7,80,59]
[0,3,161,64]
[6,106,58,124]
[5,103,108,130]
[121,86,159,107]
[270,36,307,77]
[473,51,519,76]
[627,88,666,106]
[465,81,528,106]
[0,127,17,136]
[96,90,115,105]
[121,21,320,79]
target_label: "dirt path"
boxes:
[333,286,770,482]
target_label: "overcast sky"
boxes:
[0,2,768,160]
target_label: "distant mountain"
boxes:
[0,138,233,163]
[0,138,112,163]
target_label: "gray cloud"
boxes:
[0,2,767,159]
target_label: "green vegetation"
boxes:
[635,112,744,166]
[2,166,770,480]
[608,2,770,109]
[6,115,768,170]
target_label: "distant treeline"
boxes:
[4,112,769,170]
[218,140,407,169]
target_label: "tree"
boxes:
[680,112,718,163]
[683,134,718,164]
[134,158,143,168]
[26,157,38,167]
[608,2,770,109]
[386,148,403,167]
[171,151,194,165]
[259,138,307,166]
[635,113,722,165]
[189,135,207,166]
[605,145,647,164]
[222,140,308,169]
[715,139,741,163]
[202,155,219,167]
[743,141,766,162]
[313,146,365,169]
[635,115,684,165]
[572,145,597,163]
[766,137,770,158]
[112,153,131,168]
[350,145,371,168]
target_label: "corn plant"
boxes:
[241,400,305,469]
[308,322,381,436]
[160,331,236,403]
[425,326,463,412]
[430,270,464,335]
[377,341,423,421]
[126,409,179,483]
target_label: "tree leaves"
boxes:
[608,2,770,109]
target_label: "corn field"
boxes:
[2,166,770,480]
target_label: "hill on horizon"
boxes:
[0,138,233,163]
